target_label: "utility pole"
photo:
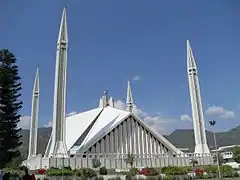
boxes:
[209,120,221,178]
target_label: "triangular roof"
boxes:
[45,106,182,156]
[64,106,182,154]
[66,107,103,150]
[77,106,130,152]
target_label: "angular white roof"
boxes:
[78,106,130,151]
[45,105,182,156]
[66,107,103,150]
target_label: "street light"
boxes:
[209,120,221,178]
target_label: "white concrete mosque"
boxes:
[22,7,212,170]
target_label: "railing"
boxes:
[23,153,213,170]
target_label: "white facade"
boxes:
[187,40,210,154]
[44,106,182,157]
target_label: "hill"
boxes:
[165,126,240,152]
[19,126,240,159]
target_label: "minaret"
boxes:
[51,7,68,158]
[187,40,210,154]
[126,81,133,112]
[108,97,115,107]
[28,66,40,159]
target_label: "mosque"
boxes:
[22,7,212,170]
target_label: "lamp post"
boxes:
[209,120,221,178]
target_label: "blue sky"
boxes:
[1,0,240,134]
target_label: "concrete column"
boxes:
[105,135,110,153]
[114,128,119,153]
[131,119,136,154]
[140,126,144,154]
[119,124,123,154]
[127,118,132,153]
[101,138,105,153]
[123,121,127,153]
[135,121,139,154]
[110,131,114,153]
[144,130,148,154]
[96,142,101,153]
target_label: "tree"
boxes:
[232,146,240,163]
[125,153,135,168]
[92,156,101,169]
[213,153,224,165]
[189,159,198,167]
[0,49,23,168]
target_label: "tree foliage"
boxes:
[125,153,135,168]
[212,153,224,165]
[0,49,23,168]
[189,159,198,167]
[92,156,101,168]
[232,146,240,163]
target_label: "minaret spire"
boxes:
[28,66,40,159]
[50,7,68,158]
[126,81,133,112]
[187,40,197,69]
[187,40,209,154]
[57,7,68,44]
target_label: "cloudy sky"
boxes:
[1,0,240,134]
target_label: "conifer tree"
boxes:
[0,49,23,168]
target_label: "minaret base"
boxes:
[194,144,210,154]
[52,141,68,158]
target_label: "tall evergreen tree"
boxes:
[0,49,23,168]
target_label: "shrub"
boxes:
[129,168,138,176]
[99,166,108,175]
[138,167,158,176]
[125,174,133,180]
[220,165,233,177]
[202,165,217,174]
[3,168,21,177]
[233,171,239,177]
[161,166,189,175]
[125,168,139,180]
[45,168,74,176]
[64,166,72,171]
[76,168,97,178]
[194,168,204,178]
[37,168,46,175]
[95,177,104,180]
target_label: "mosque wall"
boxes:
[23,153,213,170]
[85,116,173,155]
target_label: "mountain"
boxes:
[19,126,240,159]
[19,127,51,159]
[165,126,240,152]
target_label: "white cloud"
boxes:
[132,76,140,81]
[114,100,173,134]
[206,106,235,119]
[180,114,192,121]
[19,116,31,129]
[219,111,235,119]
[44,121,52,128]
